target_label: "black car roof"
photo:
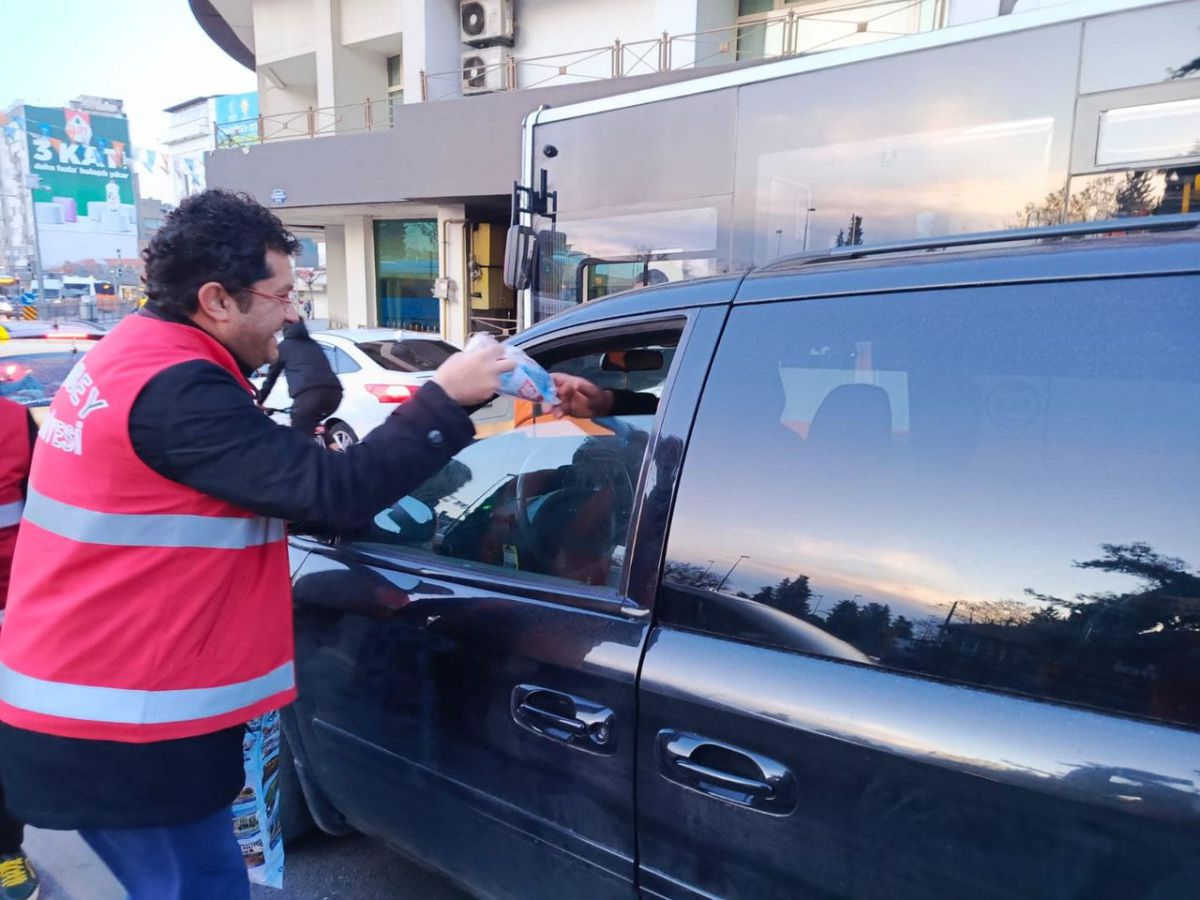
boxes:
[736,229,1200,304]
[515,217,1200,342]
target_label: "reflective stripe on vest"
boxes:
[0,500,20,529]
[0,660,294,725]
[23,486,285,549]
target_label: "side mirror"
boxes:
[373,496,437,543]
[601,349,664,372]
[503,224,536,291]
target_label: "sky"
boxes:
[6,0,256,196]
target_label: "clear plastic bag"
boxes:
[466,333,558,405]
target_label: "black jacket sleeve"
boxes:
[130,360,474,533]
[256,358,284,404]
[608,389,660,417]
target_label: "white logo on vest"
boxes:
[38,360,109,456]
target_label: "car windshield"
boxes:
[356,339,457,373]
[0,350,85,407]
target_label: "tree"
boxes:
[1010,172,1160,229]
[1114,170,1157,217]
[1023,543,1200,639]
[1169,56,1200,79]
[955,598,1034,627]
[663,561,724,592]
[847,215,864,246]
[824,599,863,642]
[753,575,812,619]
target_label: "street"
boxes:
[26,826,471,899]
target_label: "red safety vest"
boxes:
[0,398,31,613]
[0,314,295,742]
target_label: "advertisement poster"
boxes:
[24,106,138,268]
[215,92,260,146]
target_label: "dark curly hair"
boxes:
[142,189,300,319]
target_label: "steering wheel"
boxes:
[512,425,638,581]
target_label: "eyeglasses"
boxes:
[239,286,298,307]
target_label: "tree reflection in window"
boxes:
[665,542,1200,728]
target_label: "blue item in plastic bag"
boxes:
[466,333,558,405]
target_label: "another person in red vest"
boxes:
[0,398,37,900]
[0,190,512,899]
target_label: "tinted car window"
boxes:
[351,337,678,590]
[357,339,456,372]
[662,278,1200,728]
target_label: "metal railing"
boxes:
[218,0,945,146]
[26,297,139,324]
[215,97,400,148]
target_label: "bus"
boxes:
[507,0,1200,327]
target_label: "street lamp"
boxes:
[716,555,749,592]
[802,207,816,252]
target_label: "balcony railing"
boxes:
[216,0,945,148]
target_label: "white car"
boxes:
[253,328,460,444]
[0,324,103,425]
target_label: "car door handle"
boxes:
[511,685,616,754]
[672,758,775,796]
[657,730,797,815]
[516,700,588,738]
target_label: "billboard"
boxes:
[24,105,138,268]
[215,92,260,146]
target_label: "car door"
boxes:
[637,275,1200,898]
[287,310,723,899]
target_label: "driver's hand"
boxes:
[550,373,614,419]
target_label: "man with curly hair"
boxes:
[0,190,511,898]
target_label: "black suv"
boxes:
[281,219,1200,899]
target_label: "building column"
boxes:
[313,0,389,131]
[401,0,463,103]
[323,224,348,327]
[344,215,376,328]
[437,204,468,346]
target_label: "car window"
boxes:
[319,344,360,375]
[661,277,1200,729]
[356,339,456,373]
[334,347,360,374]
[0,348,89,407]
[349,333,680,591]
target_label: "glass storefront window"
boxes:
[374,220,439,332]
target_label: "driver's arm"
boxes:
[550,373,658,419]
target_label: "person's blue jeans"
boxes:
[79,807,249,900]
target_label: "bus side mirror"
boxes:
[503,224,536,291]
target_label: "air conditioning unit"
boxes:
[460,0,514,48]
[462,46,509,95]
